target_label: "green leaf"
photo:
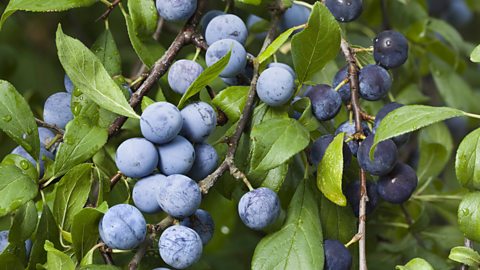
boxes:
[9,201,37,244]
[261,163,289,192]
[427,18,464,52]
[258,26,300,64]
[80,265,121,270]
[417,123,453,183]
[292,97,321,132]
[2,154,38,180]
[178,51,232,108]
[91,29,121,76]
[53,164,94,231]
[56,25,139,119]
[319,195,356,243]
[27,205,60,270]
[449,246,480,267]
[456,128,480,190]
[252,180,323,269]
[0,164,37,217]
[470,44,480,63]
[250,118,309,172]
[317,133,347,206]
[123,7,164,68]
[430,61,476,112]
[0,0,97,29]
[292,2,341,85]
[396,258,434,270]
[141,96,156,112]
[0,253,25,270]
[128,0,158,37]
[212,86,249,122]
[72,207,104,262]
[372,105,465,158]
[44,240,75,270]
[458,192,480,242]
[53,117,107,177]
[0,80,39,160]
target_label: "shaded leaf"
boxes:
[319,195,356,243]
[258,25,301,63]
[0,164,37,217]
[91,29,121,76]
[72,206,104,262]
[456,128,480,190]
[458,192,480,242]
[9,201,37,244]
[44,240,75,270]
[2,154,38,180]
[212,86,249,122]
[0,253,25,270]
[128,0,158,37]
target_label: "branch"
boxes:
[108,0,207,137]
[461,238,474,270]
[128,234,153,270]
[35,118,64,134]
[97,0,121,22]
[99,244,115,265]
[340,38,368,270]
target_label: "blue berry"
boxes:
[115,138,158,178]
[140,102,183,144]
[377,163,418,204]
[168,60,203,95]
[206,39,247,77]
[157,174,201,218]
[180,209,215,245]
[132,174,167,214]
[281,3,311,31]
[267,62,296,79]
[158,136,195,175]
[325,0,363,22]
[257,67,295,107]
[238,188,280,230]
[359,65,392,101]
[305,84,342,121]
[357,134,398,176]
[200,10,224,35]
[345,180,379,217]
[188,143,218,181]
[180,102,217,143]
[64,74,74,93]
[38,127,56,148]
[444,0,473,27]
[374,102,410,145]
[155,0,197,21]
[324,239,352,270]
[373,30,409,69]
[309,134,351,167]
[335,121,371,156]
[205,14,248,45]
[159,225,203,269]
[247,15,267,39]
[99,204,146,250]
[43,92,73,129]
[332,66,351,103]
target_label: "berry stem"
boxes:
[334,78,349,91]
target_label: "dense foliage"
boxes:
[0,0,480,269]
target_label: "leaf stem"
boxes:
[463,112,480,120]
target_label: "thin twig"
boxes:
[461,238,474,270]
[108,0,207,137]
[109,172,123,188]
[99,244,115,265]
[128,235,153,270]
[340,38,368,270]
[97,0,121,22]
[206,86,228,126]
[35,118,64,134]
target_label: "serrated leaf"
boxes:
[9,201,37,244]
[53,164,94,231]
[317,133,346,206]
[250,118,309,172]
[0,164,37,217]
[449,246,480,267]
[471,45,480,63]
[44,240,75,270]
[27,205,60,270]
[212,86,249,122]
[0,80,39,160]
[56,25,139,119]
[456,128,480,190]
[396,258,434,270]
[372,105,465,158]
[252,180,323,269]
[458,192,480,242]
[417,123,453,183]
[258,25,300,64]
[128,0,158,37]
[123,7,164,68]
[52,117,107,177]
[0,0,97,29]
[292,2,341,85]
[72,207,104,262]
[178,51,232,108]
[91,29,121,76]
